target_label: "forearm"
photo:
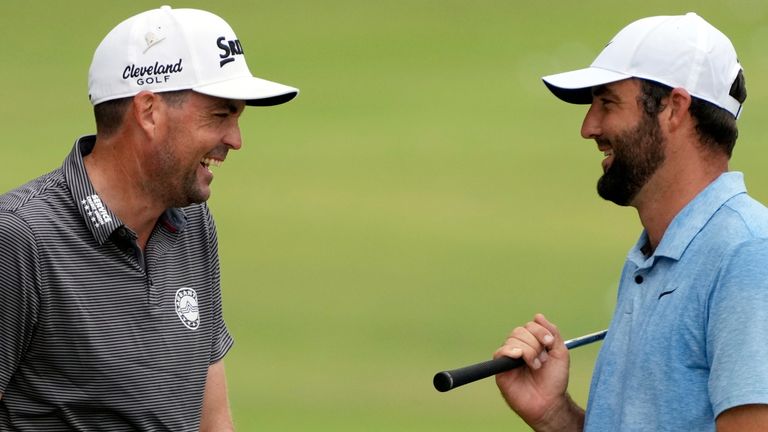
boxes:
[200,361,235,432]
[529,393,584,432]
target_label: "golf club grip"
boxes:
[433,329,608,392]
[433,356,524,392]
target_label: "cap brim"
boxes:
[542,67,631,104]
[193,76,299,107]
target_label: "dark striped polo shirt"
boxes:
[0,135,234,431]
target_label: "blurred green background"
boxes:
[3,1,768,430]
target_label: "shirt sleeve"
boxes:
[203,205,234,364]
[0,212,40,393]
[707,237,768,417]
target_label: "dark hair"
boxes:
[637,72,746,158]
[93,90,192,137]
[93,96,132,137]
[158,90,191,108]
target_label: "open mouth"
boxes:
[200,157,223,172]
[601,148,614,172]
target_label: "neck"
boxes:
[632,152,728,253]
[84,134,165,249]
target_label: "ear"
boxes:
[131,91,164,138]
[664,87,693,131]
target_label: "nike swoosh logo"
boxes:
[658,288,677,300]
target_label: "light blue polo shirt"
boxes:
[584,172,768,431]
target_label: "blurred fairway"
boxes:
[3,1,768,430]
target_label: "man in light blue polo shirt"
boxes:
[492,13,768,431]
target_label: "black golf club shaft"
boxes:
[433,329,608,392]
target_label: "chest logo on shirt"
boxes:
[175,288,200,330]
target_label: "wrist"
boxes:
[529,393,584,432]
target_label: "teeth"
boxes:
[201,158,223,168]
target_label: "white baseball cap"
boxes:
[542,13,743,118]
[88,5,298,106]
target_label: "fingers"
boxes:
[533,313,564,350]
[494,314,561,370]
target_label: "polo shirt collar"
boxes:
[63,135,188,245]
[628,172,747,267]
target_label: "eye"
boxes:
[599,98,617,110]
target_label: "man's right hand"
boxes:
[494,313,584,432]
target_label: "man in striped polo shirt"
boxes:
[0,7,298,431]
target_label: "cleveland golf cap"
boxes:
[542,13,743,118]
[88,5,298,106]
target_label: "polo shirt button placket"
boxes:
[148,278,162,307]
[635,274,644,284]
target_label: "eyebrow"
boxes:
[208,100,243,114]
[591,85,616,98]
[225,102,240,114]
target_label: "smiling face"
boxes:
[581,79,666,206]
[147,91,245,207]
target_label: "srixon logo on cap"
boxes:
[217,37,243,67]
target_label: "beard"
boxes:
[596,113,666,206]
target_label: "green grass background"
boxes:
[3,1,768,430]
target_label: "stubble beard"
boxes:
[149,140,210,209]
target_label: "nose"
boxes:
[224,124,242,150]
[580,102,601,139]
